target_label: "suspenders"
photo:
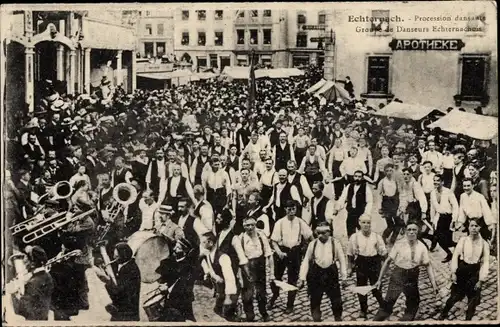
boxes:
[310,238,336,263]
[280,218,302,248]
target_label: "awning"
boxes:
[306,79,326,93]
[372,102,444,121]
[82,18,135,50]
[428,110,498,140]
[137,69,193,80]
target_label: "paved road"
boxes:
[5,189,498,324]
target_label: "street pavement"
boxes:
[6,188,497,324]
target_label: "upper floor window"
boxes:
[367,56,390,94]
[181,32,189,45]
[197,10,206,21]
[250,29,258,44]
[296,32,307,47]
[215,32,224,46]
[263,10,272,17]
[371,10,390,33]
[145,11,151,17]
[251,10,258,18]
[460,55,488,97]
[157,24,164,36]
[182,10,189,20]
[318,13,326,24]
[145,24,152,35]
[237,29,245,44]
[215,10,223,20]
[263,29,272,44]
[297,13,307,24]
[198,31,206,46]
[237,10,245,18]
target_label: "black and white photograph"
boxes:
[1,1,498,324]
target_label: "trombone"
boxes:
[22,208,96,244]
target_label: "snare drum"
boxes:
[143,293,165,321]
[127,231,170,283]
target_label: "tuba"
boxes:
[36,181,73,205]
[97,183,138,241]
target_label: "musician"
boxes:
[298,222,347,322]
[269,200,313,314]
[457,179,495,241]
[146,149,167,196]
[334,170,373,237]
[190,144,210,186]
[202,156,231,217]
[138,190,159,231]
[111,156,133,186]
[154,205,185,246]
[157,163,196,209]
[273,131,295,171]
[373,221,439,321]
[238,216,274,322]
[346,215,387,320]
[16,169,37,217]
[193,185,214,232]
[378,164,402,244]
[95,242,141,321]
[430,174,459,262]
[156,238,198,322]
[200,232,240,321]
[47,157,63,183]
[263,169,302,224]
[70,180,95,213]
[13,246,54,321]
[439,218,490,320]
[69,163,92,189]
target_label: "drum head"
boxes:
[135,236,170,283]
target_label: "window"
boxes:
[198,31,206,46]
[460,56,487,97]
[157,24,164,36]
[145,11,151,17]
[145,24,152,35]
[263,29,272,44]
[197,10,206,20]
[237,29,245,44]
[367,56,390,94]
[251,10,258,18]
[318,13,326,24]
[296,33,307,47]
[197,57,207,68]
[214,32,223,46]
[182,10,189,20]
[250,29,258,44]
[156,42,165,57]
[297,13,307,24]
[210,54,218,68]
[215,10,223,20]
[263,10,272,17]
[181,32,189,45]
[371,10,390,33]
[144,42,154,58]
[238,10,245,18]
[292,56,309,67]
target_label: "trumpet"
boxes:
[6,250,82,295]
[10,211,67,236]
[22,209,96,244]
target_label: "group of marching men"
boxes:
[6,122,496,322]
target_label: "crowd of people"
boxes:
[4,64,497,322]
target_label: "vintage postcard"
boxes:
[1,1,498,325]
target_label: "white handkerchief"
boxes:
[348,285,375,296]
[274,280,298,292]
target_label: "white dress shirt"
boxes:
[194,200,214,231]
[299,237,347,280]
[260,169,278,187]
[337,183,373,215]
[146,159,166,183]
[238,231,273,260]
[458,191,494,226]
[347,231,387,257]
[430,187,459,225]
[270,217,312,248]
[340,157,367,176]
[203,170,232,196]
[178,214,211,237]
[273,183,302,208]
[451,236,490,281]
[422,150,443,172]
[419,172,435,194]
[389,239,430,269]
[138,199,159,230]
[288,173,314,200]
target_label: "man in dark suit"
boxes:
[16,169,37,217]
[96,242,141,321]
[15,246,54,321]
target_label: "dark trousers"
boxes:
[441,261,481,320]
[435,213,454,256]
[355,255,384,314]
[270,245,301,308]
[307,263,343,321]
[305,172,323,188]
[477,217,492,241]
[207,187,227,217]
[346,209,364,237]
[374,266,420,321]
[381,195,402,244]
[213,282,239,321]
[241,256,268,321]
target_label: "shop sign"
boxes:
[389,39,465,51]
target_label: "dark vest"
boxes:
[311,196,329,224]
[289,173,304,199]
[217,230,240,274]
[227,156,239,171]
[166,176,188,199]
[194,200,208,218]
[304,156,321,176]
[269,130,282,148]
[274,182,292,208]
[113,168,130,185]
[179,214,199,247]
[150,159,165,190]
[346,182,367,213]
[195,156,209,180]
[275,143,291,165]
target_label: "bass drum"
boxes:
[128,231,170,283]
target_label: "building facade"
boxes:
[331,1,497,115]
[173,7,234,72]
[135,10,174,60]
[4,9,136,113]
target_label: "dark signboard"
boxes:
[302,25,326,30]
[388,39,465,51]
[310,37,333,42]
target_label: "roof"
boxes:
[81,18,135,50]
[372,102,443,121]
[306,79,326,93]
[428,110,498,140]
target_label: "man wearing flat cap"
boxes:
[154,205,185,246]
